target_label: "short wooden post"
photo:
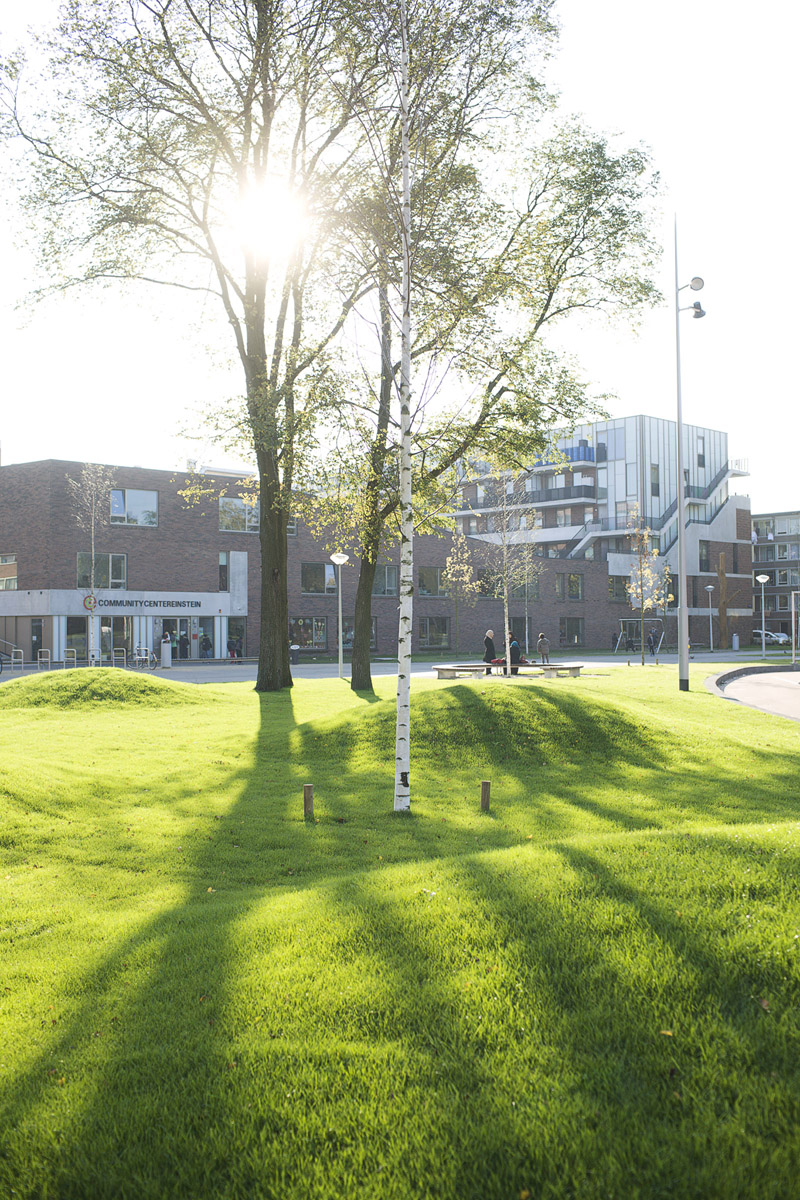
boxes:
[303,783,314,820]
[481,780,491,813]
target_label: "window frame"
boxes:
[110,488,159,527]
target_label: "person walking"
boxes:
[536,631,550,664]
[483,629,496,676]
[647,629,656,657]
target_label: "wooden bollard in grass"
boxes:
[303,783,314,820]
[481,780,491,812]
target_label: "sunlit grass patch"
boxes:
[1,668,800,1198]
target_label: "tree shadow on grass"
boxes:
[3,684,800,1199]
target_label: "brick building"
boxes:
[0,419,754,664]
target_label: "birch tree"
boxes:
[626,507,673,666]
[470,471,543,673]
[442,528,480,654]
[67,463,116,665]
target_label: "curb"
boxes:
[705,662,800,702]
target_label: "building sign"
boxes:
[84,594,97,611]
[96,598,202,609]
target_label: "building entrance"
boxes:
[158,617,194,660]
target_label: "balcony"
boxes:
[461,484,596,510]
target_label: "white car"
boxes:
[752,629,790,645]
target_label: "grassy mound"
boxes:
[0,668,203,710]
[303,682,664,771]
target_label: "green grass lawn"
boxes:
[1,665,799,1200]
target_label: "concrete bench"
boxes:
[434,664,493,679]
[540,662,584,678]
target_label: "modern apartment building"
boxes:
[455,414,753,651]
[750,511,800,637]
[0,418,753,664]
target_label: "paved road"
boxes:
[720,670,800,724]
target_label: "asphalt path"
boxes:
[719,670,800,724]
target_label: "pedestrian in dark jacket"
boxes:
[483,629,496,675]
[507,631,521,676]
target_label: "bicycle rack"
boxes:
[12,649,24,671]
[113,647,127,669]
[37,649,51,670]
[63,649,77,670]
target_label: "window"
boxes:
[219,552,228,591]
[615,501,628,528]
[778,543,788,560]
[77,553,127,589]
[555,508,571,527]
[699,541,710,572]
[512,576,539,601]
[287,515,297,536]
[609,575,628,602]
[477,568,501,598]
[559,616,584,646]
[510,617,527,645]
[697,435,705,468]
[420,616,450,649]
[555,573,565,600]
[301,563,336,594]
[651,464,659,497]
[0,553,17,590]
[418,566,449,597]
[754,544,775,562]
[219,496,259,533]
[66,616,87,660]
[778,595,790,610]
[626,463,637,495]
[290,617,327,650]
[568,573,584,600]
[462,515,479,534]
[110,488,158,526]
[372,564,398,596]
[343,617,377,650]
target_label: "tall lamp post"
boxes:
[330,552,349,679]
[792,590,799,667]
[704,583,714,652]
[756,573,769,658]
[674,220,706,691]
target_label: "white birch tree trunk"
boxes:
[394,0,413,811]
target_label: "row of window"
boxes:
[290,614,586,651]
[754,516,800,538]
[753,542,800,563]
[754,568,800,588]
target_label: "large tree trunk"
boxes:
[351,281,394,694]
[351,556,378,690]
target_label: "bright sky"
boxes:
[1,0,797,512]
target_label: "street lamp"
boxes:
[704,583,714,652]
[792,590,800,667]
[674,219,705,692]
[756,573,770,657]
[330,552,349,679]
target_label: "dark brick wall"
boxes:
[0,460,755,656]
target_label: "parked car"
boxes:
[752,629,790,645]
